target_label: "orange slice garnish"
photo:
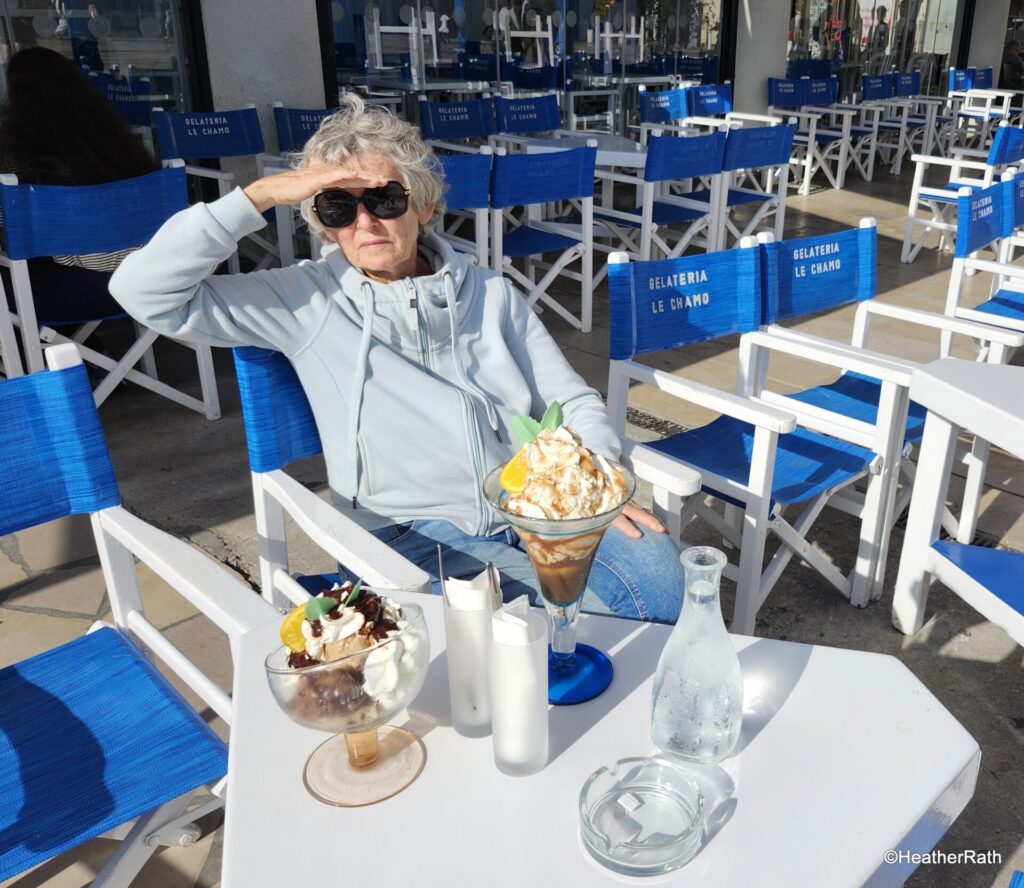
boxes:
[499,447,529,494]
[279,603,307,653]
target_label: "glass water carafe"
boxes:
[651,547,743,764]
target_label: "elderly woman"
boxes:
[110,95,684,622]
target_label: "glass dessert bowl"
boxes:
[265,600,430,807]
[483,464,636,705]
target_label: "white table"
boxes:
[222,597,979,888]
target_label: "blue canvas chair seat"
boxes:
[0,628,227,881]
[649,416,875,506]
[893,360,1024,646]
[0,343,275,885]
[501,224,581,257]
[972,288,1024,320]
[0,165,220,419]
[233,346,431,608]
[787,371,929,445]
[595,200,707,229]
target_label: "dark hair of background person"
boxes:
[0,46,158,187]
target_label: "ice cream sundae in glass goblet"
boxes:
[484,403,635,704]
[265,582,430,806]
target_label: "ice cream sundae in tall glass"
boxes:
[483,402,634,704]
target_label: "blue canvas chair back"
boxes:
[786,58,832,79]
[511,64,558,91]
[0,166,188,260]
[0,363,120,537]
[643,131,725,183]
[761,225,876,324]
[639,87,689,124]
[90,73,152,127]
[986,123,1024,167]
[805,77,836,107]
[949,67,974,91]
[767,77,806,108]
[896,72,921,97]
[687,83,732,117]
[974,67,993,89]
[464,54,498,81]
[439,152,492,210]
[419,98,495,141]
[722,123,796,172]
[490,146,597,209]
[608,246,762,360]
[494,94,560,135]
[862,73,895,101]
[153,107,265,160]
[1008,172,1024,233]
[232,347,322,473]
[954,180,1005,259]
[273,106,334,153]
[674,55,705,81]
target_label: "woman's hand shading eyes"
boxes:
[243,165,390,214]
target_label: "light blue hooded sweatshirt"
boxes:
[109,187,621,536]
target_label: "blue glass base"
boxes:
[548,643,613,705]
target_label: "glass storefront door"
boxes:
[0,0,191,109]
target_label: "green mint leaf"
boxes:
[305,596,334,621]
[540,401,563,431]
[343,579,363,607]
[510,415,542,445]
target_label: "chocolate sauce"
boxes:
[287,650,319,669]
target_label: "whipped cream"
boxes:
[297,584,404,663]
[505,426,628,520]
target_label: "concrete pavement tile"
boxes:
[0,552,26,589]
[161,613,234,742]
[14,515,97,573]
[0,608,93,668]
[136,561,201,630]
[1,564,107,616]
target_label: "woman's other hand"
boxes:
[242,165,388,214]
[612,502,667,540]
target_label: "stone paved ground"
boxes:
[2,165,1023,888]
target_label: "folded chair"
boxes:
[437,149,492,266]
[0,164,220,418]
[489,146,596,332]
[606,243,910,633]
[153,106,278,273]
[593,129,726,263]
[892,359,1024,643]
[0,343,276,886]
[757,219,1022,594]
[859,72,921,176]
[232,346,431,610]
[900,120,1024,263]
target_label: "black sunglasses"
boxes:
[312,181,413,229]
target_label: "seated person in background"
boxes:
[1002,39,1024,91]
[0,47,159,323]
[110,94,687,623]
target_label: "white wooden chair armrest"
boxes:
[679,115,732,128]
[909,154,991,171]
[823,104,859,117]
[948,146,989,160]
[750,328,915,387]
[426,140,481,154]
[857,302,1024,347]
[618,361,797,433]
[260,471,431,594]
[619,438,702,497]
[726,112,782,125]
[639,121,702,138]
[490,134,538,149]
[96,506,277,637]
[184,164,236,182]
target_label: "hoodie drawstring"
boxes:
[442,271,503,443]
[346,281,376,507]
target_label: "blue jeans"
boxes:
[345,519,684,624]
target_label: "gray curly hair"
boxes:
[294,93,445,244]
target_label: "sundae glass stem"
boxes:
[345,729,380,767]
[547,599,583,675]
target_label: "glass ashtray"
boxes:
[579,756,704,877]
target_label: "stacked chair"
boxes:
[0,343,277,885]
[0,163,221,419]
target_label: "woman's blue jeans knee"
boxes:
[340,519,684,624]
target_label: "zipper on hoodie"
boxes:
[457,390,489,535]
[406,280,432,371]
